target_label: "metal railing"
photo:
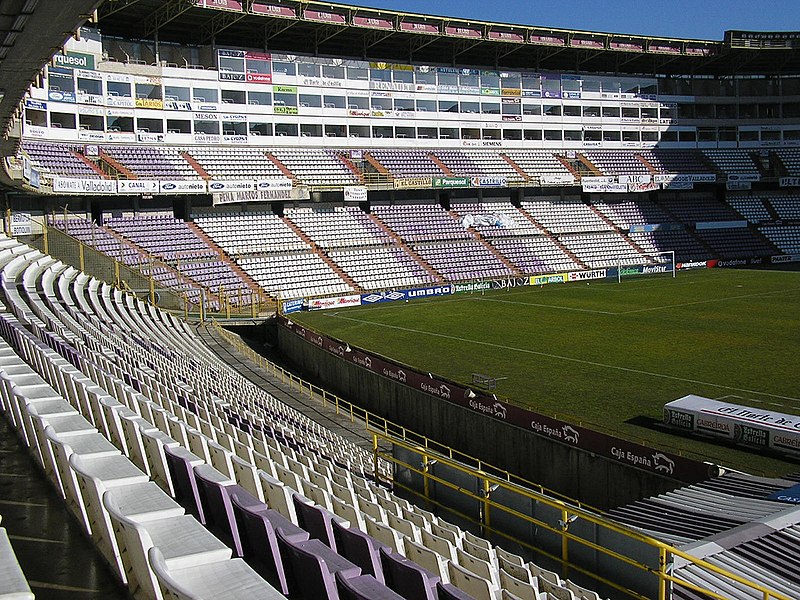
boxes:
[213,320,791,600]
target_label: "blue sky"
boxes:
[343,0,800,41]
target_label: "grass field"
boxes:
[292,268,800,476]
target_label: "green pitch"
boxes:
[292,268,800,476]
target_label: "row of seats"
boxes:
[0,232,609,599]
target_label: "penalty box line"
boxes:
[321,312,800,405]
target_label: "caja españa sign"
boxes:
[283,319,712,482]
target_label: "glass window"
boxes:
[481,102,500,115]
[371,97,392,110]
[136,83,161,100]
[501,73,521,89]
[275,123,298,137]
[563,105,581,117]
[221,89,246,104]
[370,68,392,82]
[583,106,600,117]
[524,129,542,140]
[679,130,697,142]
[459,73,479,87]
[738,130,758,141]
[192,87,217,103]
[602,106,620,118]
[438,72,457,86]
[274,93,297,107]
[439,100,459,113]
[502,103,521,115]
[718,127,737,141]
[164,86,190,101]
[603,130,621,141]
[416,99,436,112]
[622,130,640,142]
[695,104,713,118]
[322,65,344,79]
[323,95,345,108]
[166,119,190,134]
[564,129,582,141]
[298,62,319,77]
[394,98,414,111]
[248,91,271,105]
[481,72,500,88]
[522,73,541,91]
[641,131,658,142]
[461,101,480,113]
[523,103,541,116]
[272,61,296,76]
[347,96,368,109]
[136,117,162,132]
[622,107,639,119]
[300,124,322,137]
[761,130,780,141]
[415,69,436,85]
[503,129,522,140]
[583,130,601,141]
[544,129,562,140]
[394,70,413,83]
[219,56,244,73]
[543,104,561,116]
[107,81,131,97]
[77,78,101,95]
[641,107,658,119]
[347,66,368,80]
[249,122,272,136]
[299,94,321,108]
[661,130,678,141]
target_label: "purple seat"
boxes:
[276,528,361,599]
[194,463,246,556]
[164,445,205,522]
[380,547,440,600]
[336,571,405,600]
[437,581,476,600]
[231,490,309,594]
[292,493,340,551]
[332,519,387,583]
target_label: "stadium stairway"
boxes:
[366,213,444,282]
[363,152,390,175]
[516,207,589,269]
[428,153,454,176]
[180,151,211,180]
[280,216,362,293]
[447,209,523,276]
[265,152,298,183]
[184,221,265,301]
[98,150,136,179]
[500,153,533,182]
[587,202,653,259]
[72,149,109,179]
[336,152,367,183]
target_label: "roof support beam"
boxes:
[199,10,247,45]
[143,0,194,39]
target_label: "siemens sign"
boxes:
[52,52,95,70]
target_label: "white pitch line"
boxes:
[322,313,800,404]
[469,296,618,315]
[616,287,800,314]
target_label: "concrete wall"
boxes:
[277,324,701,510]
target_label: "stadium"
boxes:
[0,1,799,599]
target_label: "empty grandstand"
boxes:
[0,1,799,600]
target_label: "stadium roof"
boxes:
[0,0,103,154]
[94,0,800,76]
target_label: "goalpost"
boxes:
[617,250,676,283]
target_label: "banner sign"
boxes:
[540,174,576,186]
[283,320,713,482]
[676,260,718,270]
[208,180,255,193]
[10,212,32,236]
[159,180,207,194]
[653,173,716,184]
[772,254,800,264]
[726,173,760,182]
[695,220,748,230]
[471,176,507,188]
[282,298,305,314]
[779,177,800,187]
[361,290,408,304]
[53,51,95,70]
[490,277,530,290]
[433,177,470,189]
[52,177,117,194]
[532,273,569,285]
[403,285,453,300]
[582,181,628,193]
[453,281,492,294]
[727,181,752,191]
[118,179,159,194]
[665,395,800,456]
[394,177,432,189]
[308,294,362,311]
[344,186,368,202]
[256,179,293,191]
[568,269,607,281]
